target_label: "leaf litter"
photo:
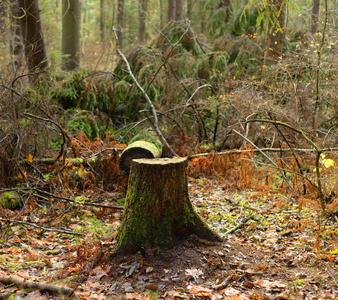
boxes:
[0,135,337,299]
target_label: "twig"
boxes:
[0,217,83,236]
[224,213,255,235]
[112,27,177,157]
[0,274,74,297]
[233,129,297,194]
[188,147,338,159]
[0,188,123,210]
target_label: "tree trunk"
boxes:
[158,0,163,29]
[100,0,105,43]
[117,0,124,49]
[311,0,320,34]
[187,0,192,20]
[17,0,48,76]
[10,1,24,71]
[138,0,147,44]
[175,0,183,20]
[167,0,175,23]
[62,0,80,70]
[116,157,222,254]
[199,0,206,34]
[264,0,286,64]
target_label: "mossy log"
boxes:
[115,157,222,254]
[119,130,163,174]
[0,192,22,210]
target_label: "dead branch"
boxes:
[0,217,83,236]
[224,213,255,235]
[188,147,338,159]
[0,188,124,210]
[112,27,177,158]
[0,274,74,297]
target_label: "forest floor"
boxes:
[0,175,337,300]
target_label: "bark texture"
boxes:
[117,0,125,49]
[175,0,182,21]
[311,0,320,34]
[138,0,147,43]
[62,0,80,70]
[116,157,222,254]
[17,0,48,74]
[167,0,175,22]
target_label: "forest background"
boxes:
[0,0,337,298]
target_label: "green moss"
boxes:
[0,192,21,210]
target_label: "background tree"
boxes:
[311,0,320,34]
[264,0,286,63]
[175,0,183,20]
[17,0,48,75]
[167,0,175,22]
[100,0,105,42]
[117,0,125,48]
[138,0,147,43]
[9,1,24,71]
[62,0,81,70]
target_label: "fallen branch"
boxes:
[0,274,74,297]
[188,147,338,159]
[224,213,255,235]
[0,217,84,236]
[0,188,123,210]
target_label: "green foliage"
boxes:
[232,9,260,36]
[242,0,300,33]
[50,70,119,116]
[65,110,99,139]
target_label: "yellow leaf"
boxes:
[27,154,33,163]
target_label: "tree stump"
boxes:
[115,157,222,254]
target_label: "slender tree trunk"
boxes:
[167,0,175,23]
[138,0,147,44]
[264,0,286,63]
[117,0,124,49]
[199,0,206,34]
[311,0,320,34]
[187,0,192,20]
[62,0,80,70]
[100,0,105,43]
[17,0,48,76]
[10,1,24,71]
[158,0,163,29]
[175,0,183,20]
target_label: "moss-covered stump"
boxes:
[119,131,163,174]
[115,157,222,254]
[0,192,22,210]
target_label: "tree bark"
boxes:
[264,0,286,63]
[10,0,24,71]
[311,0,320,34]
[117,0,125,49]
[138,0,147,44]
[158,0,163,29]
[62,0,81,70]
[115,157,222,254]
[175,0,183,21]
[167,0,175,23]
[187,0,192,20]
[100,0,105,43]
[17,0,48,75]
